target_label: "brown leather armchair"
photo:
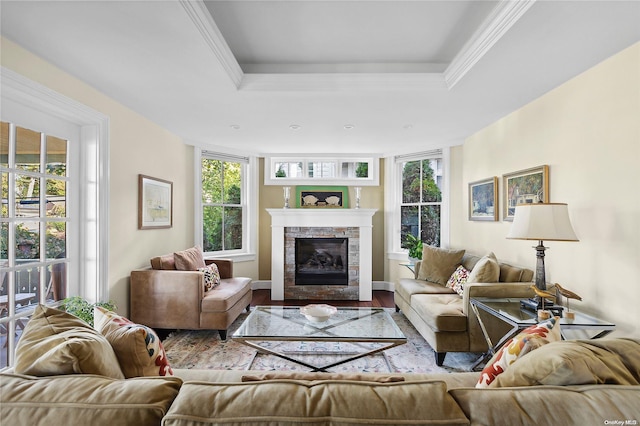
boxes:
[130,259,252,340]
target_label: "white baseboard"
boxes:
[252,280,394,292]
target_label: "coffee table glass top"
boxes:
[232,306,406,342]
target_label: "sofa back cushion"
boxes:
[0,372,182,426]
[461,253,533,283]
[174,246,206,271]
[150,253,176,270]
[466,253,500,283]
[163,379,470,425]
[418,245,466,285]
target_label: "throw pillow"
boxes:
[476,316,561,388]
[491,338,640,387]
[198,263,221,291]
[174,246,206,271]
[446,265,469,296]
[94,306,173,378]
[467,252,500,283]
[14,304,124,379]
[417,245,465,285]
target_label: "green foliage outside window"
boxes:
[202,158,243,252]
[401,159,442,250]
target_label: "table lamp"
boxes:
[506,203,579,311]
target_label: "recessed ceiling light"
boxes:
[230,124,240,130]
[289,124,301,130]
[403,124,413,130]
[344,124,355,130]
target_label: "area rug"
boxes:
[162,309,479,374]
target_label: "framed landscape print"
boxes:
[469,177,498,221]
[138,174,173,229]
[295,186,349,208]
[503,165,549,221]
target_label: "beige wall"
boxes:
[258,158,386,282]
[2,37,195,316]
[452,42,640,337]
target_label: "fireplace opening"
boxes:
[295,238,348,285]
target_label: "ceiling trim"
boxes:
[444,0,537,89]
[179,0,244,88]
[239,72,447,91]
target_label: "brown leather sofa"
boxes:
[130,258,252,340]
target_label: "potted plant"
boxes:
[61,296,117,327]
[405,234,423,262]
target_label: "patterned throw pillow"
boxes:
[94,306,173,378]
[476,316,561,388]
[199,263,221,291]
[446,265,469,296]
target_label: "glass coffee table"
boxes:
[232,306,407,372]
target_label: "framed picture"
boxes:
[295,186,349,208]
[138,174,173,229]
[469,177,498,221]
[503,165,549,221]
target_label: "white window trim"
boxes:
[384,148,450,261]
[193,149,257,262]
[1,67,110,302]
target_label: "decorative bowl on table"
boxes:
[300,304,337,322]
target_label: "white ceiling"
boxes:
[1,1,639,156]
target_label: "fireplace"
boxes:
[295,238,348,285]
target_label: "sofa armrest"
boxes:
[462,282,535,316]
[130,269,204,329]
[205,258,233,279]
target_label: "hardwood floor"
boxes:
[250,289,395,308]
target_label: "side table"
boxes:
[470,297,616,370]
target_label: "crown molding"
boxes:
[240,72,447,91]
[444,0,537,89]
[179,0,244,88]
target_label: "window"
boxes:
[265,156,379,185]
[396,151,445,253]
[200,153,248,254]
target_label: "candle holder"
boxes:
[355,187,362,209]
[283,186,291,209]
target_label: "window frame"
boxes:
[385,148,450,260]
[194,149,257,262]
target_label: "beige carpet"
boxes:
[163,309,479,374]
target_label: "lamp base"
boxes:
[520,298,564,317]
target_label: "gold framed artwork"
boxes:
[503,165,549,221]
[469,177,498,221]
[138,174,173,229]
[295,186,349,208]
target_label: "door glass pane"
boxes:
[16,127,41,172]
[47,262,67,302]
[15,266,41,297]
[0,121,8,168]
[46,222,66,259]
[46,179,66,217]
[1,172,7,218]
[15,222,39,260]
[46,135,67,177]
[1,222,7,259]
[15,173,40,217]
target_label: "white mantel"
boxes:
[267,208,377,301]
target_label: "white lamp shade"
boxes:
[507,203,579,241]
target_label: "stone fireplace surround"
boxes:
[267,209,376,301]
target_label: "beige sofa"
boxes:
[2,338,640,426]
[130,256,252,340]
[395,248,535,366]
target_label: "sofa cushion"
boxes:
[499,263,524,282]
[417,245,466,285]
[0,372,182,426]
[467,252,500,283]
[174,246,206,271]
[450,385,640,426]
[199,263,221,291]
[476,316,561,388]
[396,278,455,302]
[412,294,467,332]
[162,379,470,426]
[14,305,124,379]
[201,277,252,312]
[446,265,469,296]
[94,306,173,378]
[241,372,405,383]
[150,253,176,270]
[492,338,640,387]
